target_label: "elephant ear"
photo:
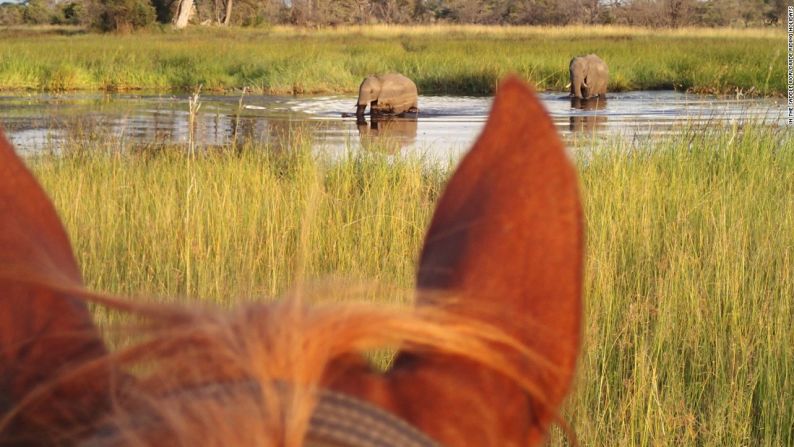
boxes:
[0,131,111,444]
[330,76,583,446]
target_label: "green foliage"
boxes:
[61,2,84,25]
[0,3,25,26]
[30,135,446,301]
[150,0,176,23]
[22,0,51,24]
[2,0,785,29]
[96,0,156,31]
[556,125,794,446]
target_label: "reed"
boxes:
[558,125,794,446]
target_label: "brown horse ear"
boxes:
[413,74,583,441]
[0,131,110,443]
[329,76,583,446]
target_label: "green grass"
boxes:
[559,126,794,445]
[0,25,785,95]
[30,139,447,305]
[25,125,794,445]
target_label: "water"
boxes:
[0,91,785,157]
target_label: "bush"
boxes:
[0,3,25,25]
[22,0,52,24]
[96,0,156,31]
[60,1,85,25]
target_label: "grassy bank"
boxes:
[25,125,793,445]
[0,25,784,95]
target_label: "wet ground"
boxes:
[0,91,785,157]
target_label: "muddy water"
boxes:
[0,91,785,157]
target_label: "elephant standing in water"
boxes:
[355,73,419,119]
[569,54,608,99]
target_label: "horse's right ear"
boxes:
[0,131,110,443]
[410,75,584,443]
[330,76,584,446]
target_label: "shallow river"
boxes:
[0,91,785,157]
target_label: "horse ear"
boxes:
[0,131,110,442]
[412,75,583,439]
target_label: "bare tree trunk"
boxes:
[222,0,233,25]
[173,0,194,28]
[213,0,222,23]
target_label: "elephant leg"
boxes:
[370,100,385,117]
[573,79,583,99]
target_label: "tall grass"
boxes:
[557,125,794,446]
[30,140,447,306]
[0,25,785,95]
[25,125,794,445]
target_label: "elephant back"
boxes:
[589,55,608,74]
[375,74,418,113]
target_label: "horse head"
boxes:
[0,76,583,446]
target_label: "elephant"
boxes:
[355,73,419,119]
[569,54,609,100]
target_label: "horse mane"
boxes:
[0,286,557,446]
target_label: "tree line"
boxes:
[0,0,787,31]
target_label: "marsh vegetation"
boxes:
[24,123,794,445]
[0,25,785,95]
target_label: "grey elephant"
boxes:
[355,73,419,118]
[569,54,609,99]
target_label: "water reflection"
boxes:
[569,97,608,133]
[0,91,784,157]
[356,117,417,153]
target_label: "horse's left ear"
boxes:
[0,131,111,443]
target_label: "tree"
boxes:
[0,3,25,26]
[96,0,156,31]
[668,0,687,27]
[286,0,367,26]
[172,0,193,27]
[222,0,232,24]
[762,0,787,25]
[22,0,52,24]
[61,1,85,24]
[372,0,420,23]
[150,0,177,23]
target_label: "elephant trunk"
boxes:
[356,88,374,117]
[572,70,584,99]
